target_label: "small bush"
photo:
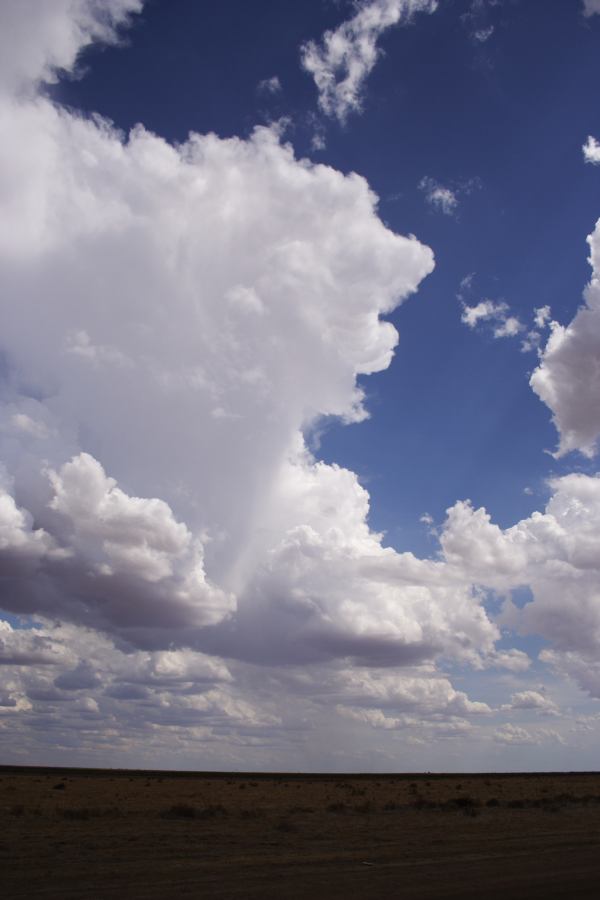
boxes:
[161,803,196,819]
[354,801,373,814]
[240,809,261,820]
[326,802,347,813]
[62,808,94,821]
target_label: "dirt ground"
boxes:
[2,767,600,899]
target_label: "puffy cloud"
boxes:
[3,0,520,681]
[530,220,600,456]
[0,618,286,764]
[440,472,600,698]
[301,0,437,123]
[201,447,501,666]
[460,299,524,338]
[503,690,559,715]
[334,668,491,719]
[583,135,600,164]
[493,724,536,745]
[0,0,142,91]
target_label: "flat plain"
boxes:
[2,766,600,898]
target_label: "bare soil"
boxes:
[2,767,600,898]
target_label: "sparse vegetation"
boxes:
[4,769,600,897]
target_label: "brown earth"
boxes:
[2,767,600,898]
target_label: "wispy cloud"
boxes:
[301,0,438,123]
[419,175,481,216]
[419,177,458,215]
[257,75,282,95]
[582,0,600,17]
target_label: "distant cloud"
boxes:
[503,690,559,715]
[493,724,536,744]
[461,0,498,46]
[257,75,282,95]
[472,25,494,43]
[301,0,438,123]
[419,175,481,216]
[583,135,600,164]
[419,177,458,215]
[582,0,600,17]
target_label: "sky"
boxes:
[1,0,600,772]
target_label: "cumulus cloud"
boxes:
[583,135,600,165]
[503,690,559,716]
[301,0,437,123]
[461,299,524,338]
[3,0,529,686]
[0,0,142,91]
[493,724,536,745]
[530,220,600,456]
[438,472,600,699]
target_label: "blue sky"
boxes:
[2,0,600,771]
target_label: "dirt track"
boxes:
[2,767,600,898]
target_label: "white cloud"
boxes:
[582,0,600,18]
[301,0,438,123]
[4,0,600,769]
[3,0,525,683]
[504,690,559,715]
[439,472,600,699]
[419,177,458,215]
[530,220,600,456]
[534,305,551,329]
[257,75,282,95]
[420,175,481,217]
[0,0,142,91]
[583,135,600,165]
[493,724,535,744]
[472,26,494,43]
[493,315,523,338]
[461,299,524,337]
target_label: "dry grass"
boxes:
[2,767,600,898]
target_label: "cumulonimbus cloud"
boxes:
[4,0,509,676]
